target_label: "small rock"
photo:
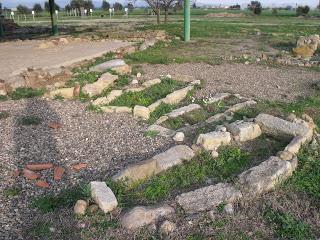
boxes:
[216,125,227,132]
[74,200,88,215]
[53,166,65,181]
[72,163,88,171]
[87,204,99,213]
[166,74,172,79]
[26,163,53,171]
[287,113,297,122]
[173,132,185,142]
[159,220,176,235]
[90,181,118,213]
[23,169,40,180]
[133,105,150,120]
[224,203,234,214]
[142,78,161,88]
[131,79,138,85]
[211,151,219,158]
[35,180,50,188]
[137,72,142,78]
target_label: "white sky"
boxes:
[1,0,318,8]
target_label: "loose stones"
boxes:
[90,181,118,213]
[196,131,231,151]
[176,183,242,214]
[74,200,88,215]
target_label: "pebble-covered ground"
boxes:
[0,98,174,239]
[142,63,320,102]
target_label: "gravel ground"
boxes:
[141,63,320,102]
[0,98,174,239]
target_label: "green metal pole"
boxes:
[184,0,190,41]
[0,16,4,39]
[49,0,58,35]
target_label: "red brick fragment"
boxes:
[35,180,50,188]
[72,163,87,171]
[54,166,65,181]
[26,163,53,171]
[48,122,62,129]
[23,169,40,180]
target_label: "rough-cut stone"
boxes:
[148,99,163,112]
[139,38,157,51]
[159,220,176,235]
[113,145,194,183]
[196,131,231,151]
[153,145,195,172]
[111,64,132,75]
[125,87,146,93]
[167,104,202,118]
[92,90,123,106]
[0,80,7,95]
[255,113,312,140]
[227,122,262,142]
[207,93,230,104]
[155,115,169,125]
[226,100,257,113]
[115,106,132,113]
[49,87,75,99]
[82,73,118,97]
[206,113,225,124]
[89,59,126,72]
[293,34,320,59]
[173,132,185,142]
[121,205,175,230]
[284,136,307,155]
[90,181,118,213]
[238,156,295,196]
[74,200,88,215]
[147,124,175,137]
[176,183,242,213]
[163,86,193,104]
[26,163,53,171]
[101,106,117,113]
[142,78,161,88]
[133,105,150,120]
[278,151,294,161]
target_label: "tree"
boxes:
[17,5,31,14]
[33,3,43,12]
[248,1,262,15]
[161,0,177,23]
[144,0,161,24]
[113,2,123,11]
[70,0,94,11]
[296,5,310,16]
[45,1,60,11]
[65,4,71,11]
[127,3,134,12]
[173,0,183,12]
[102,0,110,10]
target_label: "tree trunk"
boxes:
[164,8,168,23]
[156,8,160,24]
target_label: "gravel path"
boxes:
[141,63,320,102]
[0,98,173,239]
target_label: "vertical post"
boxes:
[184,0,190,41]
[0,15,4,39]
[49,0,58,35]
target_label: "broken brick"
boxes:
[72,163,87,171]
[48,122,62,129]
[23,169,40,180]
[35,180,50,188]
[26,163,53,171]
[54,166,65,181]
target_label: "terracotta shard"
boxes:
[72,163,88,171]
[26,163,53,171]
[54,166,65,181]
[35,180,50,188]
[48,122,62,129]
[23,169,40,180]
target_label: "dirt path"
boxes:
[141,63,320,102]
[0,39,132,81]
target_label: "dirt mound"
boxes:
[206,12,245,18]
[3,19,20,31]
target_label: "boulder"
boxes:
[133,105,150,120]
[196,131,231,151]
[227,121,262,142]
[142,78,161,88]
[284,135,308,155]
[147,124,176,137]
[82,73,118,97]
[176,183,242,213]
[163,86,193,104]
[121,205,175,230]
[49,87,75,99]
[90,181,118,213]
[294,34,320,58]
[167,104,202,118]
[293,46,315,59]
[92,90,123,106]
[255,113,313,140]
[89,59,126,72]
[238,156,295,197]
[74,200,88,215]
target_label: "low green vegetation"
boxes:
[0,95,8,101]
[143,130,159,138]
[29,221,53,238]
[264,208,315,239]
[148,103,175,124]
[31,185,90,213]
[0,111,10,120]
[66,71,99,87]
[9,87,45,100]
[4,188,21,197]
[162,116,185,130]
[109,78,185,107]
[182,109,208,125]
[18,115,42,125]
[86,104,103,113]
[108,147,250,207]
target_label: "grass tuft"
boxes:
[148,103,175,124]
[9,87,45,100]
[0,111,10,120]
[18,115,42,125]
[143,130,159,138]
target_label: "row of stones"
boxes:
[86,113,315,230]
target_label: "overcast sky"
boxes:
[1,0,318,8]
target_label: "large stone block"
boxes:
[89,59,126,72]
[196,131,231,151]
[147,124,176,137]
[92,90,123,106]
[133,105,150,120]
[49,87,75,99]
[167,104,202,118]
[227,121,262,142]
[142,78,161,88]
[163,86,193,104]
[82,73,118,97]
[176,183,242,213]
[90,181,118,213]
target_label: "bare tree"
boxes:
[161,0,177,23]
[144,0,161,24]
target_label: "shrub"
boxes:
[296,5,310,16]
[248,1,262,15]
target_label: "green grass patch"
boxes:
[0,111,10,119]
[9,87,45,100]
[161,116,185,130]
[4,188,21,197]
[0,95,8,101]
[18,115,42,125]
[29,221,53,238]
[264,208,315,240]
[86,104,103,113]
[108,147,250,207]
[109,78,185,107]
[182,109,208,125]
[66,71,99,87]
[143,130,159,138]
[114,74,130,88]
[31,185,90,213]
[148,103,175,124]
